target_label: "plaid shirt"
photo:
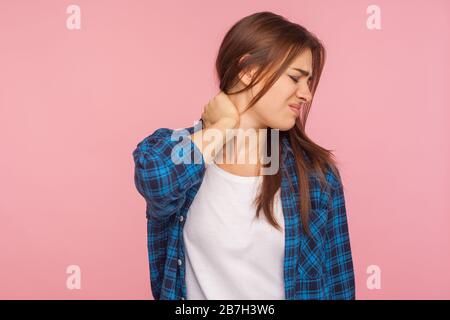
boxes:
[132,119,355,300]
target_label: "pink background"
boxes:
[0,0,449,299]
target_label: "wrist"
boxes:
[214,118,238,130]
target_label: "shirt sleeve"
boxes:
[324,167,356,299]
[132,128,206,220]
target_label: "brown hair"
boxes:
[215,11,340,237]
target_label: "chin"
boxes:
[263,115,297,131]
[273,118,296,131]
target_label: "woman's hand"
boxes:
[201,91,240,130]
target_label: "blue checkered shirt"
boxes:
[132,120,355,300]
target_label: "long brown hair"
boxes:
[215,11,340,237]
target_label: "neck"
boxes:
[216,92,268,166]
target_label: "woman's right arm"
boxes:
[132,127,206,220]
[132,91,239,220]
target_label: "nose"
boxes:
[295,86,312,104]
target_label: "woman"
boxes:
[133,11,355,300]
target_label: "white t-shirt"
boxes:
[183,160,285,300]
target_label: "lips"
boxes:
[288,104,301,116]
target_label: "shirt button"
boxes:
[179,215,184,222]
[178,259,182,266]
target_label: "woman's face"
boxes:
[239,48,314,131]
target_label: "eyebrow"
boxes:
[292,68,313,79]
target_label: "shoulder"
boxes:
[324,162,344,193]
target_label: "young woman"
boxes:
[133,11,355,300]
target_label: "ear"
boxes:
[237,54,258,86]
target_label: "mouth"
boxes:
[288,104,301,117]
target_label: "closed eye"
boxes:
[289,75,299,83]
[290,75,313,85]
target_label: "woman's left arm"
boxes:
[324,168,356,299]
